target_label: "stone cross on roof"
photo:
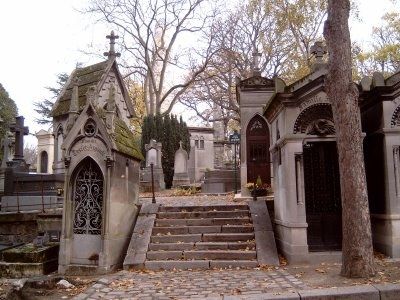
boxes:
[252,49,262,76]
[310,41,327,62]
[104,30,121,59]
[9,116,29,161]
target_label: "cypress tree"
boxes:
[140,113,192,189]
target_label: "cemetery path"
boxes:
[73,267,306,299]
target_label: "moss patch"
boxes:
[52,60,109,117]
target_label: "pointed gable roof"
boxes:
[51,58,135,118]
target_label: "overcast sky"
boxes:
[0,0,397,146]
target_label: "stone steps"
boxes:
[156,210,250,219]
[155,217,251,226]
[123,202,280,271]
[148,241,256,251]
[146,204,257,270]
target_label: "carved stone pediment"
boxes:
[239,75,274,90]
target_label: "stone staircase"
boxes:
[123,201,279,270]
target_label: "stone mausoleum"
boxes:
[52,32,143,273]
[238,42,400,262]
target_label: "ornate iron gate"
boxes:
[303,142,342,251]
[73,158,104,235]
[246,115,270,185]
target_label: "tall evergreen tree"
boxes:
[141,114,191,188]
[0,83,18,160]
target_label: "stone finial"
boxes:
[372,72,385,87]
[179,141,183,149]
[103,30,121,59]
[360,76,372,91]
[252,49,262,76]
[310,41,327,72]
[70,77,79,113]
[86,86,97,105]
[106,81,116,112]
[106,83,116,132]
[310,41,327,62]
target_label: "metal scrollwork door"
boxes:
[303,142,342,251]
[71,158,104,264]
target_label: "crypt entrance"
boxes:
[303,141,342,251]
[246,114,271,185]
[71,157,104,265]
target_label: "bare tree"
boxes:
[86,0,220,116]
[179,0,325,131]
[324,0,376,278]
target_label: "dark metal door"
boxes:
[71,157,104,264]
[246,115,270,185]
[73,158,104,235]
[303,142,342,251]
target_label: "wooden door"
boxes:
[246,115,270,185]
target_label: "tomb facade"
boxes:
[54,32,143,273]
[360,71,400,257]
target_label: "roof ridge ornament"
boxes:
[104,30,121,59]
[252,48,262,76]
[310,41,327,72]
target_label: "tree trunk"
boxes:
[323,0,376,278]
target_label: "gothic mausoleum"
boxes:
[52,32,143,273]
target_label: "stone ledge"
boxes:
[248,200,279,266]
[299,285,379,299]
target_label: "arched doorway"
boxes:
[246,115,270,185]
[71,157,104,264]
[40,151,48,173]
[294,103,342,251]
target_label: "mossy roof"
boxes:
[52,61,109,117]
[96,107,143,161]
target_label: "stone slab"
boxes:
[123,252,146,270]
[254,230,279,266]
[123,214,156,269]
[147,251,183,260]
[144,260,210,270]
[1,196,63,212]
[151,234,202,243]
[248,200,273,231]
[140,203,160,215]
[298,285,379,299]
[224,291,299,299]
[213,217,251,225]
[202,233,254,242]
[183,250,256,260]
[210,260,259,269]
[149,242,195,251]
[221,225,254,233]
[373,283,400,300]
[248,200,279,266]
[188,226,222,234]
[157,210,249,219]
[152,226,189,235]
[0,259,58,278]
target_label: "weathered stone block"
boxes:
[144,260,210,270]
[373,283,400,300]
[298,285,379,299]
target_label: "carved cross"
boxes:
[310,41,327,61]
[103,30,121,59]
[9,116,29,160]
